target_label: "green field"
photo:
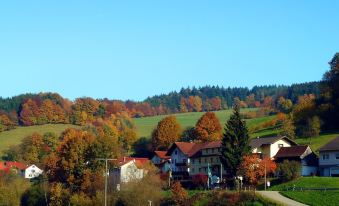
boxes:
[133,108,275,138]
[0,124,80,154]
[270,177,339,206]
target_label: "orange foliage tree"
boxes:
[238,155,276,185]
[152,116,181,150]
[171,181,188,206]
[195,112,222,142]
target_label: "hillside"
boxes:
[133,108,275,138]
[0,124,80,154]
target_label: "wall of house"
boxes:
[319,151,339,166]
[301,166,318,176]
[25,165,43,179]
[120,161,143,183]
[269,140,291,158]
[170,148,189,172]
[151,155,161,164]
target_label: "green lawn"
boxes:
[0,124,80,155]
[295,132,339,152]
[270,177,339,206]
[133,108,274,138]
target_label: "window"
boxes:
[205,158,207,163]
[175,150,177,155]
[210,157,213,163]
[199,158,201,164]
[192,159,195,164]
[183,159,187,163]
[323,154,330,160]
[278,144,284,148]
[192,168,195,173]
[199,168,201,172]
[336,153,339,160]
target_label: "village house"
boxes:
[111,157,150,188]
[0,161,43,179]
[250,136,297,158]
[163,136,300,180]
[274,145,318,176]
[151,151,171,173]
[25,164,43,179]
[319,136,339,177]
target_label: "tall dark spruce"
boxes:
[220,103,250,177]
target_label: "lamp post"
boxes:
[96,158,117,206]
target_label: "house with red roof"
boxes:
[111,157,150,189]
[0,161,43,179]
[151,151,171,173]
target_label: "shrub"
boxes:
[192,174,208,189]
[171,181,188,206]
[277,160,301,182]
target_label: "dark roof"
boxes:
[166,142,196,156]
[249,136,297,149]
[275,145,309,158]
[319,136,339,152]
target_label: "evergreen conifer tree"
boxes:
[220,103,250,177]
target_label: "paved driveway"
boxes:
[257,191,308,206]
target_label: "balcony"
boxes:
[175,162,188,166]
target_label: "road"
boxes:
[257,191,308,206]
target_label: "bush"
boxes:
[277,160,301,182]
[171,181,188,206]
[192,174,208,189]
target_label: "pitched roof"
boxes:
[116,157,150,168]
[249,136,297,149]
[3,161,28,170]
[154,151,170,159]
[166,141,222,157]
[319,136,339,152]
[275,145,309,158]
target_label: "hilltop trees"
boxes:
[221,104,251,177]
[152,116,181,150]
[195,112,222,142]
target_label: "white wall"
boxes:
[269,139,291,158]
[25,165,43,179]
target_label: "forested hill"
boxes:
[145,81,320,111]
[0,81,319,129]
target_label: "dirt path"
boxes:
[257,191,308,206]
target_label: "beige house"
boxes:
[250,136,297,158]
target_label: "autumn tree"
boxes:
[152,116,181,150]
[280,115,296,139]
[171,181,188,206]
[71,98,100,125]
[46,128,98,191]
[221,104,250,177]
[0,113,16,132]
[19,99,40,126]
[277,97,293,113]
[195,112,222,142]
[238,155,276,185]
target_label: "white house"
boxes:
[319,136,339,177]
[112,157,149,187]
[250,136,297,159]
[25,164,43,179]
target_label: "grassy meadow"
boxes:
[0,124,80,154]
[133,108,276,138]
[269,177,339,206]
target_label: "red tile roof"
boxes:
[275,145,309,158]
[116,157,150,168]
[154,151,170,159]
[166,141,223,157]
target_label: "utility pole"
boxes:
[264,160,267,191]
[96,158,117,206]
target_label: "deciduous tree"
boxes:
[195,112,222,142]
[152,116,181,150]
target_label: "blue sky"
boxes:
[0,1,338,101]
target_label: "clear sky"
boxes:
[0,1,338,101]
